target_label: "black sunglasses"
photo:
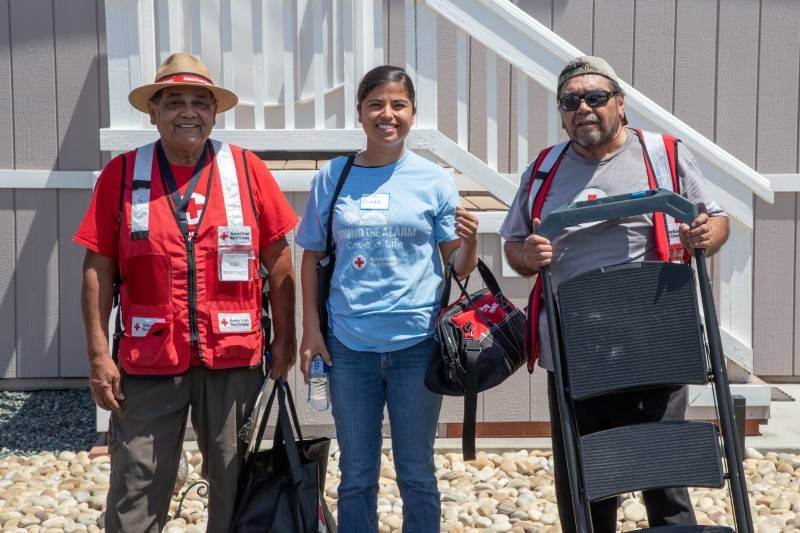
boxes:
[558,90,619,112]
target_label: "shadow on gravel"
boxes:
[0,389,96,457]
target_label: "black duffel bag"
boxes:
[425,258,526,460]
[231,380,336,533]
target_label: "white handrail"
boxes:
[423,0,773,203]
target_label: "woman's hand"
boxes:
[440,206,479,279]
[455,206,479,244]
[299,328,332,384]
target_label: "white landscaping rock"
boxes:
[0,448,798,531]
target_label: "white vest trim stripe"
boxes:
[527,141,569,216]
[211,140,245,227]
[130,142,155,237]
[639,130,682,246]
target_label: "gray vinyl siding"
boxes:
[0,0,798,402]
[0,0,104,380]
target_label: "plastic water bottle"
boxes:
[307,354,330,411]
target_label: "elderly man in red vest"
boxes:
[75,53,298,532]
[500,56,729,532]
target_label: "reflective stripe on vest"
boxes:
[130,141,244,237]
[526,141,569,216]
[639,130,682,248]
[131,142,155,240]
[211,140,244,227]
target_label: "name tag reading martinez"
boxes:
[220,253,251,281]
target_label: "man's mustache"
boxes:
[574,114,600,127]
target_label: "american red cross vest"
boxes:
[117,140,263,375]
[524,129,686,372]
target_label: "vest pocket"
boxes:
[207,304,260,361]
[122,253,172,306]
[119,304,179,369]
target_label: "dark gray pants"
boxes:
[548,371,697,533]
[105,365,262,533]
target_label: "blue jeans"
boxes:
[328,335,443,533]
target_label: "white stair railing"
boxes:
[105,0,386,131]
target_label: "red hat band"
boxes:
[156,72,214,86]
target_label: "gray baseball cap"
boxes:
[557,55,620,93]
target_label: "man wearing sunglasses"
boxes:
[500,56,729,532]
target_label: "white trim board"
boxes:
[766,174,800,192]
[0,170,99,189]
[0,168,499,199]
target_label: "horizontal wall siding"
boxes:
[0,0,104,381]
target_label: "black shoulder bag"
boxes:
[316,155,355,338]
[232,380,336,532]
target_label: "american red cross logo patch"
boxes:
[353,255,366,269]
[186,192,206,225]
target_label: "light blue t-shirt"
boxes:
[296,149,459,352]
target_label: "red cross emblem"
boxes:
[221,318,229,326]
[186,192,205,225]
[221,232,229,240]
[353,256,366,269]
[134,323,141,331]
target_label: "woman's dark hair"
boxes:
[356,65,416,111]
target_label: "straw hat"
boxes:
[128,52,238,114]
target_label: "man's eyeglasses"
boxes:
[558,90,619,112]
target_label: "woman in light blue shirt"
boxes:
[296,65,479,532]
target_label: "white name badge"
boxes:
[131,317,166,337]
[218,226,252,247]
[220,253,251,281]
[217,312,252,333]
[360,193,390,210]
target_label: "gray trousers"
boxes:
[105,365,262,533]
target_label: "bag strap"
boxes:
[444,257,506,306]
[276,384,308,484]
[275,384,314,529]
[259,265,272,379]
[324,155,356,257]
[282,380,305,442]
[462,338,481,461]
[251,379,304,453]
[111,153,128,362]
[248,381,279,459]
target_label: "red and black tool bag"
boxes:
[425,258,526,459]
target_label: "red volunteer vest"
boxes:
[117,140,263,375]
[524,129,686,372]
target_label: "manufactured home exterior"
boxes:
[0,0,797,430]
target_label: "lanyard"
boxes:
[156,140,210,235]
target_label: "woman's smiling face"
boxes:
[357,81,415,149]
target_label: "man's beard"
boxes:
[572,113,620,149]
